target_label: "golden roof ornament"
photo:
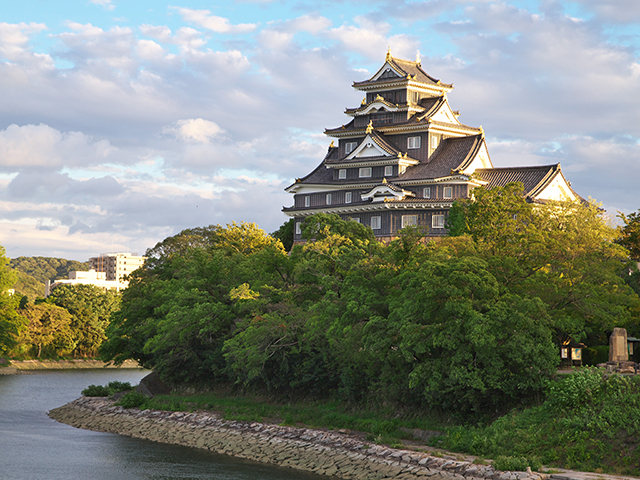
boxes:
[416,52,421,66]
[397,152,402,158]
[365,121,373,134]
[479,125,484,135]
[382,177,388,184]
[361,97,366,105]
[386,47,391,62]
[330,140,335,148]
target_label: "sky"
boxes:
[0,0,639,261]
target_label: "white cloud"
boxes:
[162,118,226,144]
[328,16,418,60]
[0,124,116,171]
[172,7,256,34]
[90,0,115,12]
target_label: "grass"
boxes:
[92,368,640,476]
[137,388,453,446]
[428,368,640,476]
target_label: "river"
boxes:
[0,369,327,480]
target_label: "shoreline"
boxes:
[49,396,543,480]
[0,359,141,374]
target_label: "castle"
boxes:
[284,51,580,241]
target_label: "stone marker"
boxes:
[609,328,628,362]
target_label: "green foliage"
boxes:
[107,381,132,392]
[101,197,640,420]
[0,245,26,356]
[81,381,133,397]
[12,270,44,302]
[618,210,640,260]
[582,345,609,366]
[115,391,149,409]
[271,218,295,252]
[17,303,75,358]
[546,367,605,410]
[431,370,640,475]
[82,384,110,396]
[44,284,120,357]
[494,455,541,472]
[9,256,89,285]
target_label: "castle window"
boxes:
[295,222,301,235]
[401,215,417,228]
[359,167,372,178]
[326,193,332,205]
[384,165,393,176]
[371,216,382,230]
[432,215,445,228]
[371,113,393,125]
[399,166,406,174]
[345,142,358,154]
[345,192,352,203]
[338,169,346,179]
[431,135,439,149]
[408,136,421,149]
[304,196,310,207]
[351,217,360,223]
[443,187,452,199]
[423,187,431,198]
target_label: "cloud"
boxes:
[573,0,640,23]
[328,16,418,60]
[162,118,226,143]
[90,0,115,12]
[172,7,257,34]
[0,124,116,171]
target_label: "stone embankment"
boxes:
[49,397,543,480]
[0,359,141,374]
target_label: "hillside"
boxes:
[10,256,90,301]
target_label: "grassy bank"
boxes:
[429,368,640,476]
[86,368,640,476]
[131,390,453,448]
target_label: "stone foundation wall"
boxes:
[49,397,544,480]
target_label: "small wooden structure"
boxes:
[560,340,585,368]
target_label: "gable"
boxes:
[361,183,414,203]
[533,172,577,202]
[429,99,462,126]
[458,141,493,174]
[371,62,404,81]
[347,134,394,159]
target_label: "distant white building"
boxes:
[88,252,146,281]
[45,269,128,297]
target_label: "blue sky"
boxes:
[0,0,639,260]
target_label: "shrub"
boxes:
[546,367,605,410]
[82,384,110,396]
[582,346,609,366]
[116,391,148,409]
[107,381,132,393]
[494,455,541,472]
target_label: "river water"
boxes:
[0,369,326,480]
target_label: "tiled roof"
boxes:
[400,135,485,180]
[474,165,559,199]
[353,56,453,89]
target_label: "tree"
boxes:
[0,246,24,356]
[45,284,120,356]
[271,218,295,252]
[618,210,640,261]
[448,184,639,346]
[18,304,75,358]
[101,222,287,385]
